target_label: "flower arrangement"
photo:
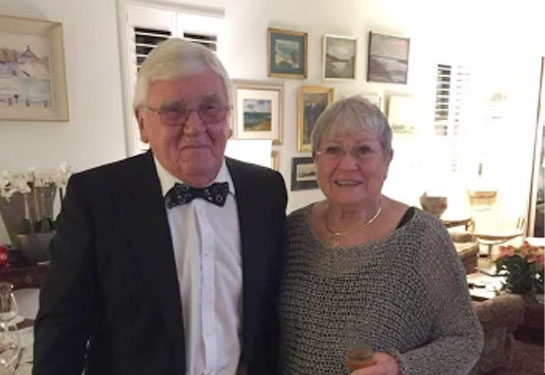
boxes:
[495,241,544,294]
[0,163,73,243]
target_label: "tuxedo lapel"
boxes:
[226,158,267,360]
[116,151,185,358]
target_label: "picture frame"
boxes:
[297,86,334,152]
[387,95,416,136]
[367,31,410,84]
[268,28,307,78]
[323,34,357,80]
[232,81,283,145]
[361,92,383,112]
[291,157,318,191]
[0,15,69,121]
[271,151,279,171]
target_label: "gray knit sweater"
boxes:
[280,205,483,375]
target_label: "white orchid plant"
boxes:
[0,162,73,234]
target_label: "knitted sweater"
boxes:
[280,205,483,375]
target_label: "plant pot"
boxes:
[0,186,56,247]
[16,232,54,264]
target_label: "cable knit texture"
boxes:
[280,205,483,375]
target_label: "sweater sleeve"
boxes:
[394,218,484,375]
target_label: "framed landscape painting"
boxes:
[367,31,410,84]
[268,28,307,78]
[361,92,383,112]
[388,95,416,136]
[323,35,357,80]
[297,86,334,151]
[0,15,69,121]
[232,81,283,144]
[291,157,318,191]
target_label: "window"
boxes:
[119,3,223,156]
[433,63,471,172]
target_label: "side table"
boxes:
[473,232,523,258]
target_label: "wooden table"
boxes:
[0,263,49,289]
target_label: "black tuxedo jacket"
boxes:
[33,151,287,375]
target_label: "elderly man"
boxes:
[33,39,287,375]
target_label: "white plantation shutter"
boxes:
[433,64,471,172]
[134,26,172,70]
[120,3,223,156]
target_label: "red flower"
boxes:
[498,245,515,259]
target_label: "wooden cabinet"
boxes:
[0,263,49,289]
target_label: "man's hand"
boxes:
[351,352,399,375]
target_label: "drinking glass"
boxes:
[0,283,22,374]
[345,344,375,372]
[344,318,375,373]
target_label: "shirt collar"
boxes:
[154,157,235,198]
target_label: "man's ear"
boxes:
[135,108,149,143]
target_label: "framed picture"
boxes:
[388,96,416,136]
[268,28,307,78]
[297,86,334,152]
[232,81,283,144]
[361,92,383,112]
[0,15,69,121]
[291,157,318,191]
[367,31,410,84]
[271,151,279,171]
[323,35,357,80]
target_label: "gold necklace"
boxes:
[324,205,382,247]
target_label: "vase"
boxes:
[419,193,448,219]
[16,232,54,264]
[0,186,56,247]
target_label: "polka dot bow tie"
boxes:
[165,182,229,208]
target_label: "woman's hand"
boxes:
[351,352,399,375]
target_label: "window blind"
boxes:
[121,4,223,156]
[433,63,471,172]
[134,27,172,69]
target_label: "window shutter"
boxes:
[183,32,217,51]
[121,5,223,156]
[433,63,471,172]
[134,26,172,70]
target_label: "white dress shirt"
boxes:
[154,157,242,375]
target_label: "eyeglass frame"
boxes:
[314,143,389,163]
[145,104,231,126]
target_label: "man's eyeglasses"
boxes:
[146,104,230,126]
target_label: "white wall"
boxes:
[217,0,545,216]
[0,0,127,243]
[0,0,544,244]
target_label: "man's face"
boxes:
[137,70,231,187]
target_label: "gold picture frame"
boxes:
[297,86,334,152]
[271,151,279,171]
[268,28,307,79]
[0,15,69,121]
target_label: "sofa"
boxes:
[472,293,526,374]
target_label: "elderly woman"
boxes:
[280,96,483,375]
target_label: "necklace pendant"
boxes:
[328,234,341,247]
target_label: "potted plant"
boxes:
[495,241,544,295]
[0,163,72,263]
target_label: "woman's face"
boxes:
[314,127,393,208]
